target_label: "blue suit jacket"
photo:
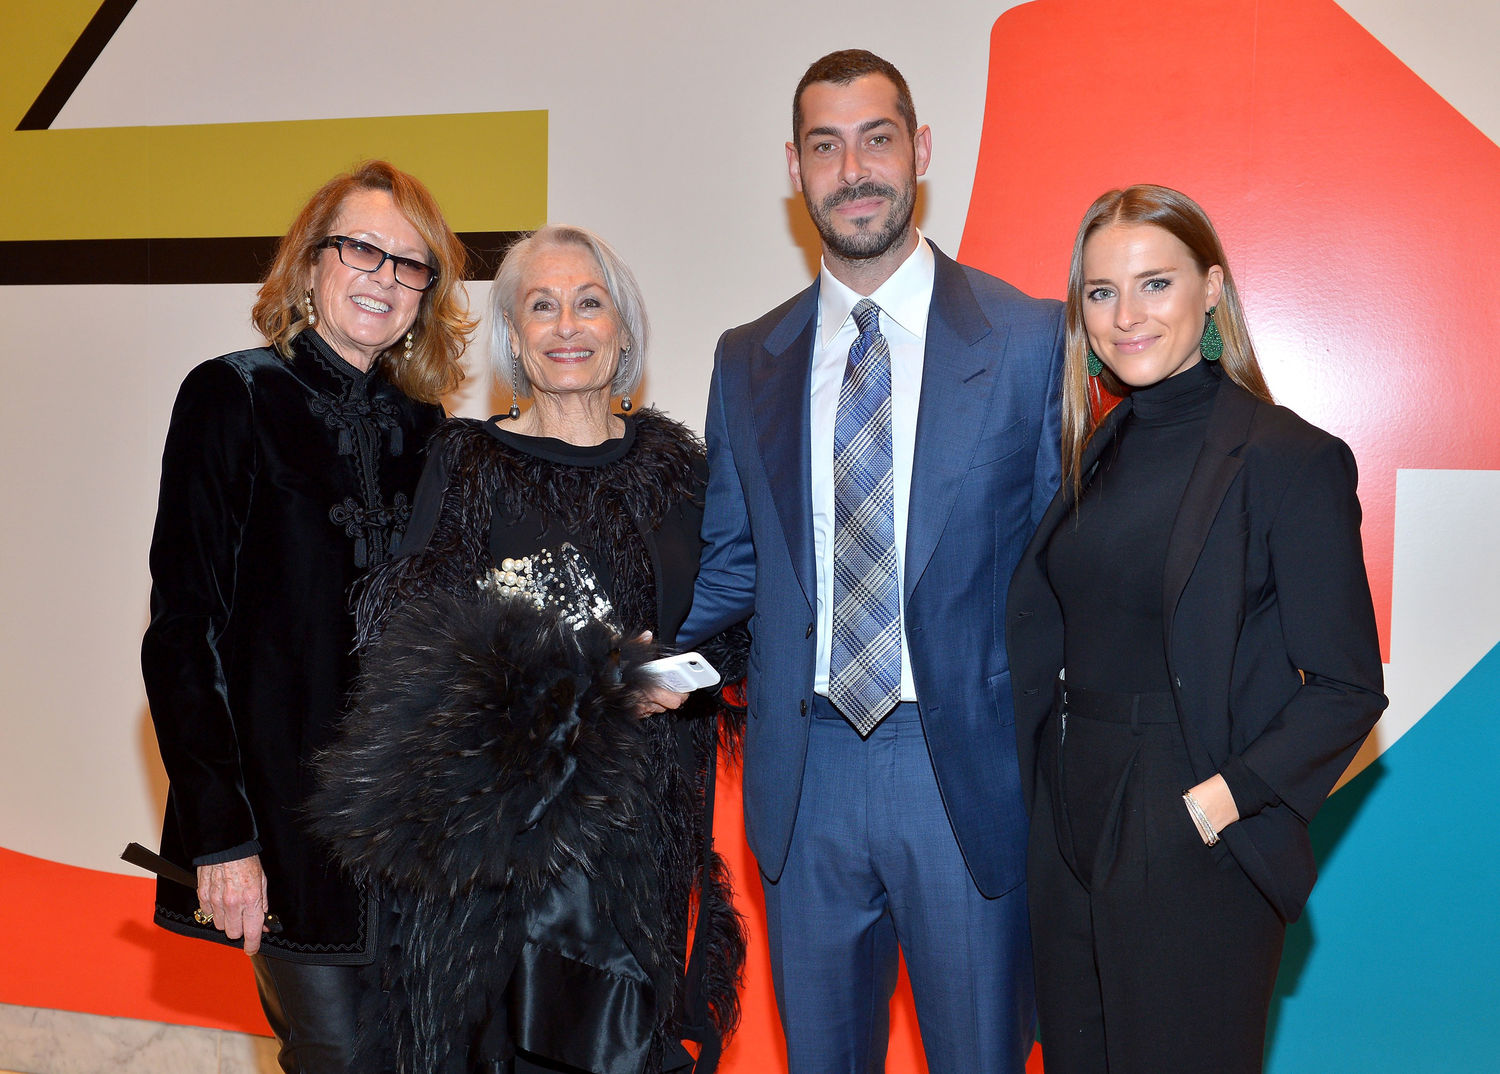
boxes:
[682,242,1064,898]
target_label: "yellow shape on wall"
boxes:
[2,0,547,240]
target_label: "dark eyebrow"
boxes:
[803,117,900,142]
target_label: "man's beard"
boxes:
[807,179,916,261]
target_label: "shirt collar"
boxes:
[817,232,936,348]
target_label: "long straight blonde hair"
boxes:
[1061,185,1273,494]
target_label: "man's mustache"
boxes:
[820,182,899,211]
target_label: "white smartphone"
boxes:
[640,651,721,692]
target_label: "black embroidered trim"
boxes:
[331,492,413,572]
[156,884,372,958]
[299,337,413,568]
[308,393,407,459]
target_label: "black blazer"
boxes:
[1007,374,1386,922]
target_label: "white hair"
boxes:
[488,225,648,398]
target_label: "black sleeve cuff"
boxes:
[1221,755,1280,819]
[192,840,262,867]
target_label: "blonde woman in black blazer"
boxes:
[1006,185,1386,1073]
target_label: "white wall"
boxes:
[1,0,1494,877]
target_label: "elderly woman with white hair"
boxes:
[311,225,745,1074]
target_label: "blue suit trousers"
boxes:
[760,698,1034,1074]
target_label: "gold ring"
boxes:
[193,908,214,925]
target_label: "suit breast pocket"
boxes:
[970,416,1028,469]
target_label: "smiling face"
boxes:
[1081,223,1224,389]
[506,242,627,403]
[308,187,428,370]
[787,73,931,273]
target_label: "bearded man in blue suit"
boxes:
[679,50,1063,1073]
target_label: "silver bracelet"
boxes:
[1182,791,1220,846]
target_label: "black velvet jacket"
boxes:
[141,330,443,961]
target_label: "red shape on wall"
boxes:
[960,0,1500,662]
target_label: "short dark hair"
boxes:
[792,49,917,144]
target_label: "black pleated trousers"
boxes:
[1027,685,1285,1074]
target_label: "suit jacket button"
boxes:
[800,699,807,716]
[805,622,814,638]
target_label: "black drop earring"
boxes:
[508,349,521,420]
[618,344,633,413]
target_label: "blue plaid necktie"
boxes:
[829,299,902,736]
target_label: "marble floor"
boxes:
[0,1004,277,1073]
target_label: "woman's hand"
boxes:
[631,630,689,716]
[1184,774,1240,845]
[636,682,690,717]
[196,854,270,955]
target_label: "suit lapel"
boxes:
[905,248,1003,598]
[1161,378,1257,632]
[751,283,820,608]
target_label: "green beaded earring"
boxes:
[1086,347,1103,377]
[1200,306,1224,362]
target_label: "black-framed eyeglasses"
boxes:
[318,235,438,292]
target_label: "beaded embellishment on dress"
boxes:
[478,542,615,631]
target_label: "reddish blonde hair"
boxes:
[250,161,475,403]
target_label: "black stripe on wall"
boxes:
[0,232,524,286]
[17,0,141,131]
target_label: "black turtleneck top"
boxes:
[1046,359,1220,694]
[1044,359,1277,815]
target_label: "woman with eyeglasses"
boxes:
[142,160,473,1074]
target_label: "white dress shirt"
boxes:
[810,235,935,700]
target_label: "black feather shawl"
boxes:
[310,412,744,1074]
